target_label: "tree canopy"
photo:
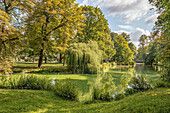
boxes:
[112,35,134,64]
[77,6,116,61]
[25,0,86,68]
[148,0,170,80]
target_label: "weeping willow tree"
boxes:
[66,41,102,74]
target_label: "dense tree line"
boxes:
[1,0,158,75]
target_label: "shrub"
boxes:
[155,79,170,88]
[0,74,52,90]
[114,93,126,101]
[129,75,152,91]
[54,79,79,101]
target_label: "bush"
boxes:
[129,75,152,91]
[0,75,52,90]
[155,79,170,88]
[114,93,126,101]
[124,88,138,96]
[54,79,79,101]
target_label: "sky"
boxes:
[75,0,159,48]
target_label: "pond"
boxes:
[74,64,162,94]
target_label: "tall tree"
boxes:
[25,0,85,68]
[66,41,102,74]
[138,34,149,48]
[77,6,116,61]
[121,32,130,42]
[128,42,137,59]
[110,32,118,41]
[113,35,134,64]
[0,0,33,75]
[144,42,158,65]
[148,0,169,80]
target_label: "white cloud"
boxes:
[145,12,159,24]
[130,28,150,48]
[131,41,140,48]
[114,30,130,35]
[113,27,150,48]
[118,25,133,30]
[130,27,150,48]
[80,0,151,23]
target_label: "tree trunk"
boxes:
[45,57,47,64]
[38,46,45,68]
[33,57,35,63]
[59,53,62,63]
[63,54,65,66]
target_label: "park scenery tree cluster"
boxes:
[0,0,137,75]
[0,0,169,112]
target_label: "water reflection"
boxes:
[109,64,162,96]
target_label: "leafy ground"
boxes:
[0,88,169,113]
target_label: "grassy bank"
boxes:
[0,88,169,113]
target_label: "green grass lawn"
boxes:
[13,62,63,67]
[0,88,169,113]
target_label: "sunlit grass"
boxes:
[0,88,169,113]
[13,62,63,67]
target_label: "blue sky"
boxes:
[75,0,159,48]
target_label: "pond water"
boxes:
[110,64,162,84]
[77,64,162,94]
[109,64,162,98]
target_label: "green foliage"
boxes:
[0,0,33,75]
[114,74,152,101]
[54,79,79,101]
[135,35,149,62]
[138,34,149,48]
[129,75,152,91]
[112,35,134,64]
[121,32,130,42]
[128,42,137,59]
[0,75,52,90]
[0,58,13,75]
[66,41,102,74]
[148,0,170,81]
[124,88,138,96]
[155,79,170,88]
[77,6,110,42]
[114,93,126,101]
[118,72,133,93]
[25,0,86,68]
[144,42,158,65]
[88,73,116,101]
[77,6,116,61]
